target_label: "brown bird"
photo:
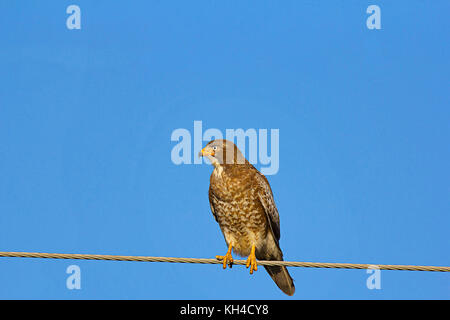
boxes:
[199,139,295,296]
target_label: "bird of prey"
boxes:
[199,139,295,296]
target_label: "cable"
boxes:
[0,251,449,272]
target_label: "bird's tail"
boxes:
[258,245,295,296]
[264,264,295,296]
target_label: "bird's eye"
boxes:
[213,146,217,150]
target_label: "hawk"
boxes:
[199,139,295,296]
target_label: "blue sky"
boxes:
[0,1,449,299]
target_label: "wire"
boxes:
[0,251,449,272]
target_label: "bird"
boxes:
[199,139,295,296]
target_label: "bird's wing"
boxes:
[256,173,281,242]
[208,186,219,222]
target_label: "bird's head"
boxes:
[199,139,247,167]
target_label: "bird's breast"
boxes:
[209,166,269,256]
[210,189,268,256]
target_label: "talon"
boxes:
[216,253,233,269]
[246,245,258,274]
[216,243,233,269]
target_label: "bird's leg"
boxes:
[246,245,258,274]
[216,243,233,269]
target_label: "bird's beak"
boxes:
[199,147,215,158]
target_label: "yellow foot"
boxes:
[246,245,258,274]
[216,243,233,269]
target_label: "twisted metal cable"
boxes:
[0,251,449,272]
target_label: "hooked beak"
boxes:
[199,147,215,158]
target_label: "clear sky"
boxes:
[0,1,449,299]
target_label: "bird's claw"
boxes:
[246,245,258,274]
[216,244,234,269]
[216,252,233,269]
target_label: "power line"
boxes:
[0,251,449,272]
